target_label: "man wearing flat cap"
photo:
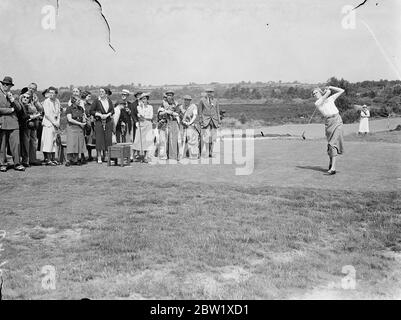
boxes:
[180,95,199,159]
[114,89,133,143]
[0,76,25,172]
[198,88,221,158]
[157,90,182,160]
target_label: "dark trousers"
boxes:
[116,129,127,143]
[20,128,38,164]
[0,129,21,166]
[37,124,43,151]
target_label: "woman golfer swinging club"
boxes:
[312,85,345,175]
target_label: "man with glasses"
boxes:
[18,87,43,167]
[0,76,25,172]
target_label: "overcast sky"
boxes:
[0,0,400,88]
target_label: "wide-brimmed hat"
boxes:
[1,76,14,86]
[205,87,214,93]
[134,91,143,98]
[42,89,49,97]
[20,87,30,96]
[121,89,130,95]
[183,95,192,100]
[165,90,174,96]
[139,92,150,100]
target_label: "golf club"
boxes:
[301,106,318,140]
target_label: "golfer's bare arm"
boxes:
[327,86,345,101]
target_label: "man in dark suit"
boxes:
[198,88,221,158]
[0,76,25,172]
[131,91,142,160]
[115,89,133,143]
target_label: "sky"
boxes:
[0,0,400,88]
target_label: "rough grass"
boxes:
[1,176,400,299]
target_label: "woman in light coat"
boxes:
[41,86,61,166]
[132,93,154,163]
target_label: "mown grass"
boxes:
[1,176,400,299]
[345,130,401,144]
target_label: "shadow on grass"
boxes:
[296,165,327,173]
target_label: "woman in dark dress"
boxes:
[90,88,114,164]
[65,96,87,166]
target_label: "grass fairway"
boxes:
[1,132,400,299]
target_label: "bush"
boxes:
[341,109,360,124]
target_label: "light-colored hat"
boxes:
[183,95,192,100]
[139,92,150,99]
[121,89,130,95]
[362,104,368,108]
[165,90,174,96]
[205,87,214,92]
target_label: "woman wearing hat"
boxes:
[358,105,370,135]
[41,86,61,166]
[90,88,114,164]
[312,86,345,175]
[65,96,87,166]
[18,88,43,167]
[132,93,154,163]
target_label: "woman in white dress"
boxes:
[358,105,370,134]
[41,86,61,166]
[132,93,154,163]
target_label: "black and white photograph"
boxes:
[0,0,400,304]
